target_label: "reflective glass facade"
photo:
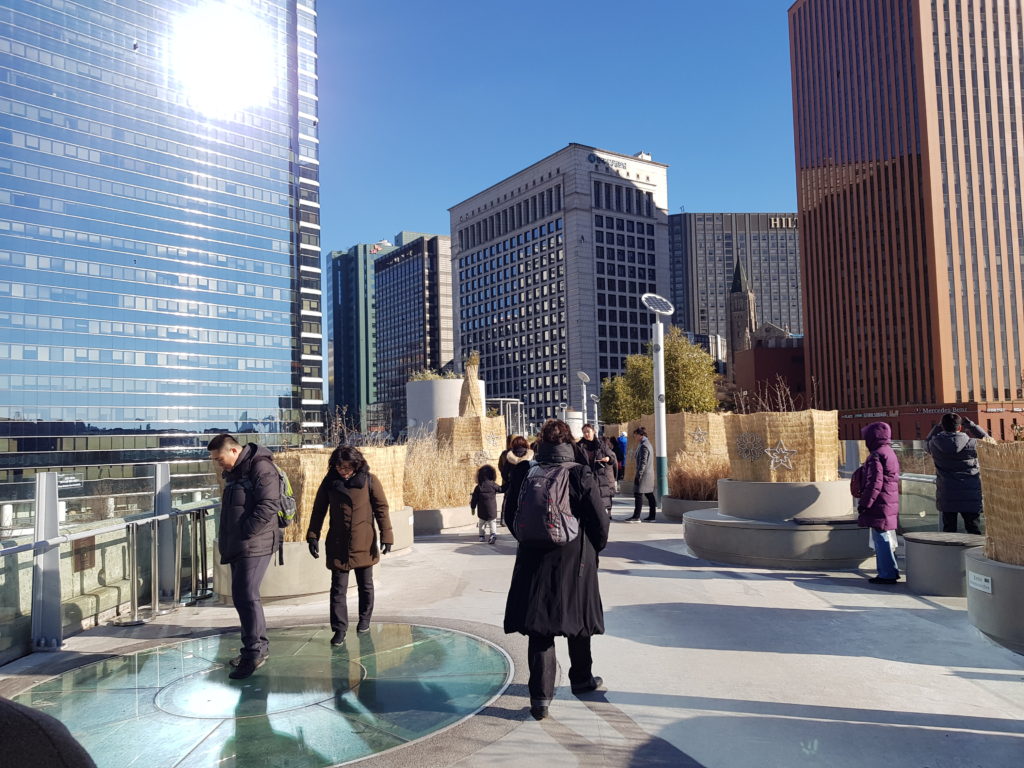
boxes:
[0,0,321,475]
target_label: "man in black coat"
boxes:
[503,419,609,721]
[208,433,282,679]
[926,413,990,534]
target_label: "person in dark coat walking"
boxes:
[504,419,609,721]
[628,426,657,522]
[615,431,628,480]
[498,436,533,526]
[856,422,902,584]
[575,424,615,514]
[471,464,502,544]
[208,434,283,679]
[307,446,394,644]
[926,413,989,534]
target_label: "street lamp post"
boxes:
[590,393,600,432]
[558,402,567,422]
[640,293,675,501]
[576,371,590,426]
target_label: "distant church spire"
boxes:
[728,259,757,378]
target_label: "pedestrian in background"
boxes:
[926,413,989,534]
[503,419,609,721]
[856,422,902,584]
[471,464,502,544]
[575,424,616,515]
[615,431,628,480]
[307,446,394,644]
[627,426,657,522]
[207,433,282,679]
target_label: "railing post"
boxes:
[154,463,176,599]
[113,522,148,626]
[30,472,62,651]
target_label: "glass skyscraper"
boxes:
[0,0,322,477]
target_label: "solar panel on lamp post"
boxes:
[641,293,675,501]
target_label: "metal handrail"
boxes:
[0,500,219,559]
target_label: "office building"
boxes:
[450,144,670,427]
[0,0,321,478]
[327,240,396,433]
[791,0,1024,440]
[669,213,802,345]
[374,234,454,434]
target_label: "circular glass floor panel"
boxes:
[14,624,511,768]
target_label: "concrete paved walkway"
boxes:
[3,496,1024,767]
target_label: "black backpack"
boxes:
[514,461,580,547]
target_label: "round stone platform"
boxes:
[683,508,873,570]
[12,623,511,768]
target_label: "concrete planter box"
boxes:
[413,505,479,536]
[965,548,1024,655]
[717,479,854,522]
[661,497,718,522]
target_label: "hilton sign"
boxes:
[769,216,798,228]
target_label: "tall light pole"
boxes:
[558,402,567,422]
[641,293,675,500]
[590,393,600,432]
[576,371,590,425]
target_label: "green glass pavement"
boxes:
[14,624,511,768]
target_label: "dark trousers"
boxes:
[230,554,273,660]
[941,509,982,535]
[632,492,657,520]
[330,566,374,633]
[527,633,593,705]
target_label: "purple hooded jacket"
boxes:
[857,422,901,530]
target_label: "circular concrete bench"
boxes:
[904,532,985,597]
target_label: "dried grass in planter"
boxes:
[977,441,1024,566]
[403,436,478,511]
[668,451,730,501]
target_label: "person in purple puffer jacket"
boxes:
[856,421,902,584]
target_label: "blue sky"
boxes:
[316,0,797,253]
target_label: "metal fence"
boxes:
[0,464,219,663]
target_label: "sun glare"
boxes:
[168,1,281,120]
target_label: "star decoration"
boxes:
[689,427,708,444]
[764,439,798,471]
[736,432,765,462]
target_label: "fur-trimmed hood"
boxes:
[504,449,534,466]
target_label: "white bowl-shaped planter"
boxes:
[661,496,718,522]
[413,505,478,536]
[965,548,1024,655]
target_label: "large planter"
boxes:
[406,379,485,435]
[214,541,328,601]
[682,479,870,570]
[965,548,1024,655]
[413,505,479,536]
[661,497,718,522]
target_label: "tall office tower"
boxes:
[669,213,802,343]
[450,144,670,428]
[0,0,321,479]
[326,240,396,433]
[791,0,1024,440]
[373,234,454,434]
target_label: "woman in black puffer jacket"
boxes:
[574,424,615,514]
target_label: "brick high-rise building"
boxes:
[790,0,1024,440]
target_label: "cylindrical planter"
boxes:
[214,541,329,601]
[413,505,478,536]
[965,548,1024,655]
[718,479,854,522]
[661,497,718,522]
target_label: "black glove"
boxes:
[307,539,319,559]
[381,543,392,555]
